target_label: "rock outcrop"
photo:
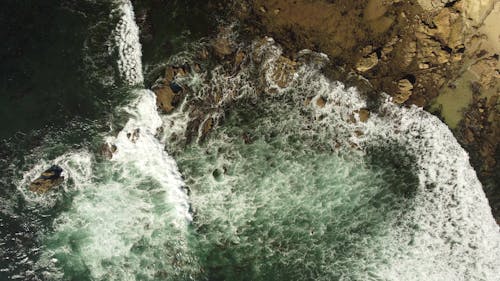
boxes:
[152,65,188,113]
[236,0,496,107]
[229,0,499,220]
[29,165,64,193]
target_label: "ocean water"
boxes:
[0,1,499,281]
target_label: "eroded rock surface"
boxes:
[230,0,499,220]
[236,0,496,107]
[29,165,64,193]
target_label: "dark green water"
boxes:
[0,1,214,280]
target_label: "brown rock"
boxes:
[153,66,188,113]
[470,56,500,89]
[155,86,176,113]
[356,52,379,72]
[213,37,233,57]
[271,56,297,88]
[394,79,414,104]
[316,97,326,108]
[234,50,246,67]
[29,165,64,193]
[212,27,235,58]
[464,128,475,143]
[358,108,371,122]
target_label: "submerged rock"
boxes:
[29,165,64,193]
[100,142,117,159]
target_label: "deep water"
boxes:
[1,1,499,281]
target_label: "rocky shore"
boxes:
[209,0,500,221]
[134,0,499,220]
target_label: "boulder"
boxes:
[100,142,117,159]
[153,66,188,113]
[394,79,414,104]
[358,109,371,122]
[356,52,379,72]
[29,165,64,193]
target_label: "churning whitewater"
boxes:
[6,0,500,280]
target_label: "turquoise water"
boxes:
[1,1,499,281]
[175,93,417,280]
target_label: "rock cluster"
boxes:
[236,0,496,107]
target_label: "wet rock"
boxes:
[234,50,246,67]
[394,79,414,104]
[127,128,140,143]
[270,56,297,88]
[153,66,188,113]
[100,142,117,159]
[316,97,326,108]
[29,165,64,193]
[358,108,371,122]
[202,117,213,137]
[211,27,235,58]
[356,52,379,72]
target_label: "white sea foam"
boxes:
[31,0,195,279]
[37,90,195,281]
[23,5,499,278]
[18,151,93,207]
[163,38,500,280]
[109,89,191,225]
[110,0,144,85]
[298,61,500,280]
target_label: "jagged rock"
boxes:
[316,97,326,108]
[394,79,414,104]
[419,62,430,69]
[470,56,500,89]
[202,117,213,136]
[235,50,246,66]
[416,0,457,12]
[100,142,117,159]
[381,37,398,60]
[153,66,187,113]
[401,40,417,68]
[356,52,379,72]
[212,27,235,58]
[127,128,140,143]
[29,165,64,193]
[461,0,497,27]
[270,56,297,88]
[213,37,233,57]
